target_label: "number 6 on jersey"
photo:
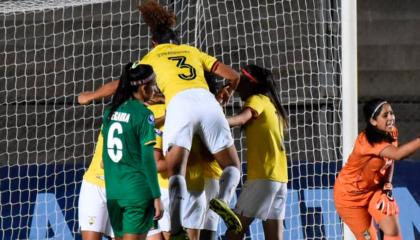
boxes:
[107,122,123,162]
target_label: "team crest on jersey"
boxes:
[155,128,163,136]
[148,114,155,125]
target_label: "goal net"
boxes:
[0,0,344,239]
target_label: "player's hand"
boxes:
[376,190,399,216]
[77,92,94,105]
[216,84,234,105]
[145,94,165,106]
[153,198,164,220]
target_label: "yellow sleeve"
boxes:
[244,94,265,116]
[192,46,218,72]
[154,129,163,150]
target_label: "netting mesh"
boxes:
[0,0,344,239]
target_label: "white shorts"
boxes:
[78,180,114,238]
[182,189,206,230]
[147,225,162,237]
[234,179,287,221]
[157,188,170,232]
[163,88,234,155]
[203,178,220,231]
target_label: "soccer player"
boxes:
[138,0,242,237]
[79,78,219,240]
[225,64,289,240]
[334,99,420,240]
[78,131,114,240]
[101,63,163,240]
[152,104,218,240]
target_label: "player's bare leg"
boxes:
[199,230,216,240]
[225,215,253,240]
[147,232,164,240]
[122,233,147,240]
[262,219,284,240]
[379,215,401,239]
[82,231,110,240]
[185,228,200,240]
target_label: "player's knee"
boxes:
[378,216,400,237]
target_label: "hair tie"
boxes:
[131,61,140,69]
[370,101,387,119]
[241,68,258,83]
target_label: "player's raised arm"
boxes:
[213,62,240,105]
[77,79,119,105]
[380,137,420,160]
[227,108,253,128]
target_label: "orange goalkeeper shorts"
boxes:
[334,183,398,240]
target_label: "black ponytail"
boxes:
[107,63,155,121]
[152,25,180,44]
[241,64,288,129]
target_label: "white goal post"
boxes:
[0,0,356,239]
[341,0,358,239]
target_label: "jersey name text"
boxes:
[111,112,130,123]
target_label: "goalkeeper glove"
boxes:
[376,183,399,216]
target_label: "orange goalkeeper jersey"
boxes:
[335,127,398,206]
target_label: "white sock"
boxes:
[217,166,240,203]
[169,175,187,233]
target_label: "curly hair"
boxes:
[138,0,176,32]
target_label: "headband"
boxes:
[241,68,258,83]
[130,73,156,86]
[370,101,387,119]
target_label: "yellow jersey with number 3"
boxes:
[139,43,218,103]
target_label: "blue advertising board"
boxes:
[1,161,419,240]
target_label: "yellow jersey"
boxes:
[243,94,288,182]
[190,137,222,179]
[185,154,205,192]
[140,43,218,103]
[83,131,105,188]
[154,129,209,191]
[202,159,222,180]
[148,104,170,189]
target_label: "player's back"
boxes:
[102,99,156,200]
[244,94,288,183]
[140,43,217,103]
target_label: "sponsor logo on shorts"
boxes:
[96,175,105,180]
[363,230,371,240]
[88,216,96,225]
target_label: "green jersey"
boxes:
[102,99,160,200]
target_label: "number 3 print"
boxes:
[168,56,197,80]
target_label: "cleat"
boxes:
[209,198,242,233]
